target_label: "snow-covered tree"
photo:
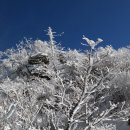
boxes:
[0,28,130,130]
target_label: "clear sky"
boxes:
[1,0,130,51]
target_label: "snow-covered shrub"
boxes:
[91,123,116,130]
[0,27,130,130]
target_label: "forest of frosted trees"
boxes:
[1,28,130,130]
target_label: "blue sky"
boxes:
[1,0,130,51]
